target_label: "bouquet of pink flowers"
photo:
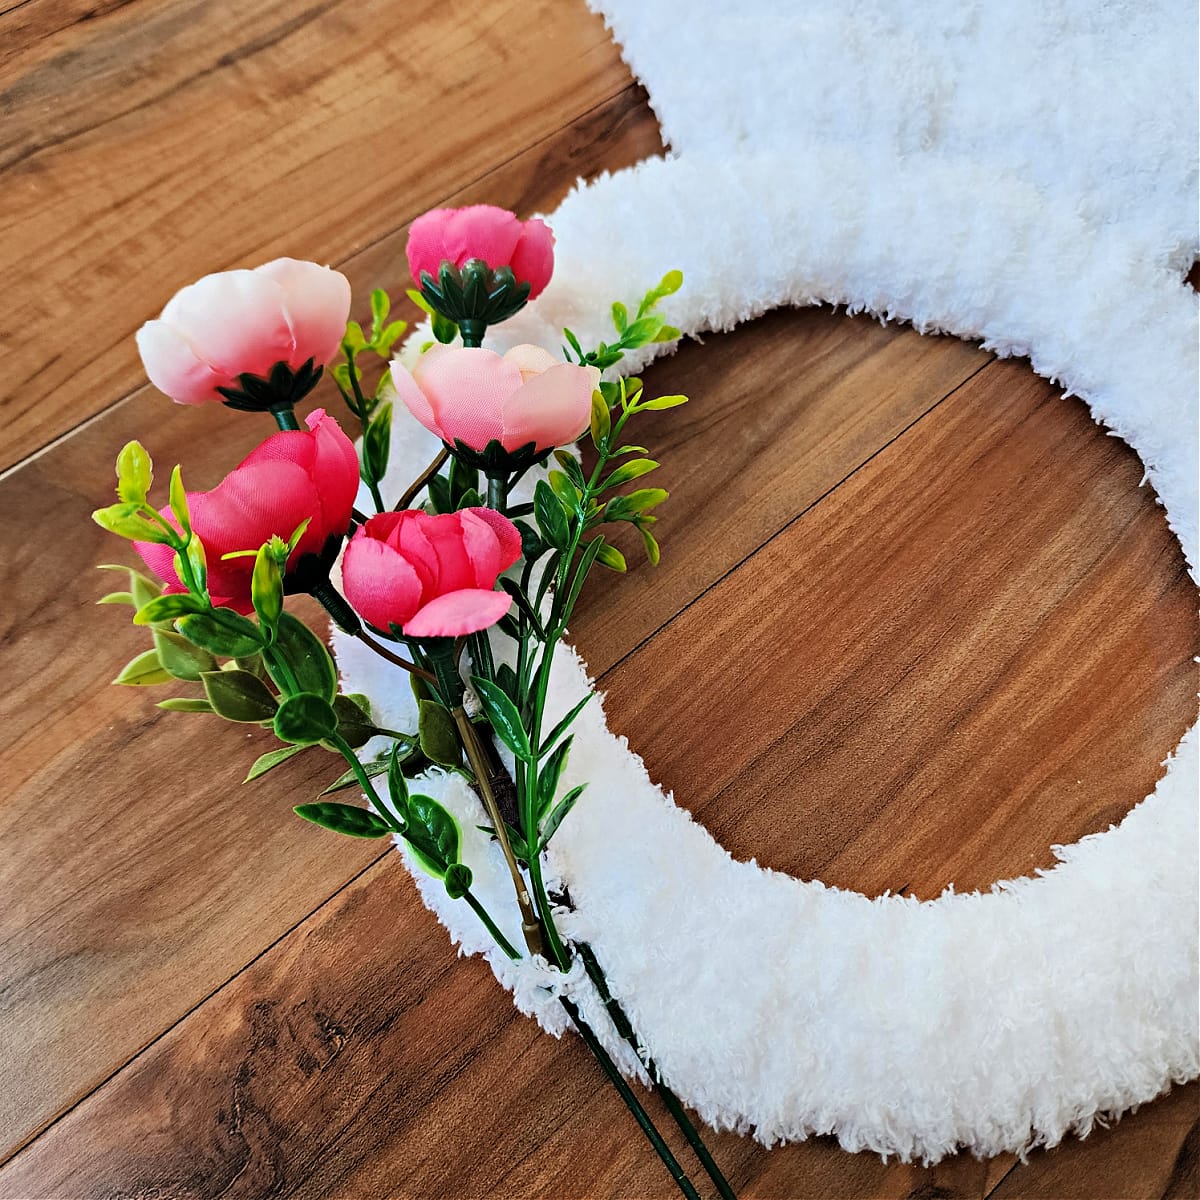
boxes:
[94,205,734,1198]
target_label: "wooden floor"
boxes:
[1,2,1197,1197]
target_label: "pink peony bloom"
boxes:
[136,258,352,405]
[340,508,522,638]
[406,205,555,299]
[135,409,359,612]
[391,344,600,455]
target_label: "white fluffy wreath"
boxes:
[333,0,1199,1163]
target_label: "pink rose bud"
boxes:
[136,258,352,405]
[341,507,522,638]
[134,409,359,612]
[406,205,555,299]
[391,344,601,455]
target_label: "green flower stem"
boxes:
[559,997,701,1200]
[395,447,450,511]
[309,579,362,635]
[459,318,486,348]
[486,473,508,513]
[467,631,496,687]
[270,405,302,431]
[462,889,522,961]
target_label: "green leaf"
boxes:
[97,591,135,607]
[639,524,661,566]
[332,692,379,749]
[369,288,390,340]
[342,320,367,352]
[168,465,191,534]
[470,675,532,761]
[321,756,390,796]
[426,472,452,515]
[274,692,339,744]
[363,402,392,486]
[178,610,264,658]
[539,692,593,755]
[251,544,284,631]
[376,321,407,356]
[443,862,473,899]
[538,784,585,851]
[157,697,215,713]
[602,458,659,489]
[386,740,411,817]
[589,389,611,448]
[604,488,668,521]
[418,699,462,767]
[268,612,337,700]
[594,542,626,572]
[547,469,580,512]
[636,393,689,412]
[113,648,173,686]
[553,450,586,490]
[495,662,520,704]
[654,325,681,343]
[403,793,461,876]
[498,578,546,639]
[534,479,570,551]
[431,310,458,344]
[202,669,278,722]
[115,441,153,503]
[611,301,628,333]
[152,627,218,681]
[562,327,583,361]
[245,743,307,782]
[562,536,603,615]
[133,592,209,626]
[93,503,171,543]
[537,734,573,818]
[184,534,207,594]
[294,801,393,839]
[448,457,479,507]
[620,315,664,348]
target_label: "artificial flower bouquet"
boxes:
[94,205,735,1198]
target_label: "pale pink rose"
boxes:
[406,205,555,298]
[391,344,600,454]
[341,508,522,638]
[134,409,359,612]
[136,258,351,405]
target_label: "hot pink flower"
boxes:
[340,508,522,638]
[136,258,352,405]
[391,344,600,455]
[406,205,555,299]
[135,410,359,612]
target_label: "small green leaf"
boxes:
[178,610,264,658]
[157,697,215,713]
[547,469,580,512]
[537,734,573,818]
[332,692,379,749]
[418,699,462,767]
[369,288,390,340]
[168,465,191,534]
[362,402,392,486]
[534,479,570,551]
[620,315,664,347]
[448,457,479,507]
[153,627,218,681]
[202,669,278,722]
[267,612,336,700]
[184,534,207,593]
[294,801,392,839]
[93,503,171,543]
[342,320,367,351]
[133,592,209,626]
[431,311,458,344]
[538,784,585,851]
[604,488,668,521]
[589,389,611,448]
[471,675,532,762]
[636,393,689,412]
[376,321,407,356]
[426,472,452,515]
[115,441,153,503]
[321,756,390,796]
[245,743,307,781]
[386,740,411,818]
[113,648,173,686]
[498,578,546,639]
[602,458,659,489]
[251,544,284,631]
[539,693,593,755]
[274,692,339,744]
[562,327,583,361]
[97,591,135,607]
[639,524,661,566]
[553,450,586,490]
[403,793,461,877]
[594,542,626,572]
[443,862,472,899]
[611,301,628,333]
[654,325,681,343]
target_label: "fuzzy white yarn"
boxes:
[336,0,1200,1162]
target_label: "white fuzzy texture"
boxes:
[346,0,1200,1163]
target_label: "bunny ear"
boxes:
[403,588,512,639]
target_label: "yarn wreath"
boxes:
[333,0,1199,1163]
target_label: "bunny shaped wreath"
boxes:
[332,0,1199,1166]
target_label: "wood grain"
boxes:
[1,1,1195,1196]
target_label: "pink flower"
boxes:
[341,508,522,638]
[406,206,555,299]
[136,259,352,405]
[391,344,600,455]
[135,410,359,611]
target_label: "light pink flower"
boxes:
[134,409,359,612]
[406,205,555,299]
[391,344,600,454]
[341,508,522,638]
[136,259,351,405]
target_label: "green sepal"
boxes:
[470,675,532,762]
[426,472,452,515]
[245,743,307,782]
[177,610,263,657]
[153,627,218,681]
[363,402,392,487]
[201,669,278,723]
[113,648,173,686]
[443,862,472,900]
[294,801,393,839]
[417,699,462,767]
[267,612,337,700]
[274,693,338,745]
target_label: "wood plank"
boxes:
[0,0,632,468]
[0,83,660,1160]
[589,353,1198,899]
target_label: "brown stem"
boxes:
[395,447,450,511]
[354,628,436,683]
[452,706,548,958]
